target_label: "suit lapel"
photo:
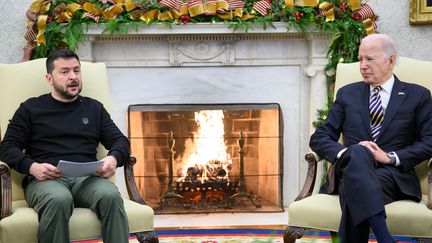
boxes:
[378,77,407,140]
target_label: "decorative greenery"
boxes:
[25,0,376,125]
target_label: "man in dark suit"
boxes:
[310,34,432,243]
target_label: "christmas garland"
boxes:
[23,0,377,122]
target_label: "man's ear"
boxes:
[46,73,53,85]
[388,54,396,69]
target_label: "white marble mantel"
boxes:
[77,22,329,207]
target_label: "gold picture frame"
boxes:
[410,0,432,24]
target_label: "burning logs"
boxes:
[183,159,231,182]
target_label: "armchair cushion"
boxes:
[0,199,155,243]
[289,195,432,237]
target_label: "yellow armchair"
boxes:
[284,57,432,242]
[0,58,158,243]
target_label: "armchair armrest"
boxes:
[0,161,12,219]
[295,152,324,201]
[124,155,146,205]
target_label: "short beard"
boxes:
[53,81,81,100]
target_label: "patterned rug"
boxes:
[73,228,418,243]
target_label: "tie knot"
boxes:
[372,86,382,93]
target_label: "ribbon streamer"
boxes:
[159,0,183,10]
[227,0,245,10]
[353,4,375,21]
[253,0,272,16]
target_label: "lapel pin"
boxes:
[398,92,405,95]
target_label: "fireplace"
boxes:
[128,103,283,213]
[77,24,330,212]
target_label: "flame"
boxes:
[177,110,232,182]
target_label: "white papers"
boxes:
[57,160,102,177]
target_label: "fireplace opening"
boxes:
[127,103,283,214]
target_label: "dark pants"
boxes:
[25,176,129,243]
[334,145,406,243]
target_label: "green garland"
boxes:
[27,0,375,124]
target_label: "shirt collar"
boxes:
[370,75,394,94]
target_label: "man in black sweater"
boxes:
[0,49,130,243]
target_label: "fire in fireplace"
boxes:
[128,103,283,214]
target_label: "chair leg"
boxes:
[283,225,306,243]
[134,231,159,243]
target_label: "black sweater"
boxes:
[0,94,130,175]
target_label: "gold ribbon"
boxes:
[189,3,205,17]
[36,15,48,45]
[56,3,83,23]
[124,0,137,12]
[285,0,294,8]
[83,2,103,16]
[217,9,252,20]
[29,0,51,14]
[158,11,174,21]
[319,2,334,22]
[103,3,124,20]
[363,18,376,35]
[171,5,190,19]
[284,0,318,8]
[295,0,318,7]
[204,1,218,15]
[204,1,228,15]
[349,0,361,11]
[140,9,159,22]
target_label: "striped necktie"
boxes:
[370,86,384,142]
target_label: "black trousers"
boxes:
[333,144,405,243]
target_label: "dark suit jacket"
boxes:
[310,75,432,201]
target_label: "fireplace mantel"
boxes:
[78,22,330,205]
[78,22,329,68]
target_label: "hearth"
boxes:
[128,103,283,213]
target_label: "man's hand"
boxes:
[94,155,117,178]
[358,141,393,164]
[29,163,63,180]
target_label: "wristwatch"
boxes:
[387,151,397,165]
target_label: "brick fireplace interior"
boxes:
[128,103,283,214]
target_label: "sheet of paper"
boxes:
[57,160,102,177]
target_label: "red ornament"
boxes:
[180,15,191,24]
[292,11,304,21]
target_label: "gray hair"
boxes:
[361,34,398,61]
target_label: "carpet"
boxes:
[73,228,418,243]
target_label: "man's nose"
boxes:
[360,61,368,69]
[68,71,78,80]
